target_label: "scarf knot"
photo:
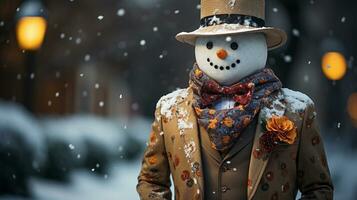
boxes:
[190,63,282,151]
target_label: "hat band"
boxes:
[200,14,265,28]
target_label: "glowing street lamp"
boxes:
[17,16,46,50]
[15,0,47,111]
[16,0,47,50]
[321,52,347,81]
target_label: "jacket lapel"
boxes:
[247,93,286,200]
[178,88,205,200]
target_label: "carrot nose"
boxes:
[216,49,228,60]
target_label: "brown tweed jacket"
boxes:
[137,86,333,200]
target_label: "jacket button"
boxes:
[222,163,230,172]
[221,186,230,193]
[261,183,269,191]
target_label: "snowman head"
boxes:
[195,33,268,85]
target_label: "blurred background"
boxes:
[0,0,356,199]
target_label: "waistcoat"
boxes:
[199,117,257,200]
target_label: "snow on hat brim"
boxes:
[176,24,287,50]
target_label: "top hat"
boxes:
[176,0,287,50]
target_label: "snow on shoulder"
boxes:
[282,88,314,113]
[156,88,189,120]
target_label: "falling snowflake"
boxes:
[284,55,292,63]
[225,36,232,42]
[140,40,146,46]
[97,15,104,20]
[153,26,158,32]
[55,92,60,97]
[95,83,100,89]
[82,91,88,97]
[118,146,123,152]
[272,8,279,13]
[117,8,126,17]
[341,16,346,23]
[75,37,82,44]
[68,144,75,150]
[292,29,300,37]
[84,54,91,62]
[99,101,104,107]
[174,10,180,14]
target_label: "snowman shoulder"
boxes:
[155,88,190,120]
[281,88,315,113]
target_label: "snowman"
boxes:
[194,33,268,110]
[137,0,333,199]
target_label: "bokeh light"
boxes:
[16,17,47,50]
[347,93,357,125]
[321,52,347,80]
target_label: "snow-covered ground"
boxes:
[0,160,141,200]
[31,160,142,200]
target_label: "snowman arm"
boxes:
[296,104,333,200]
[136,107,172,200]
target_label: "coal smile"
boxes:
[206,58,241,71]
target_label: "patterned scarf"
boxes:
[190,63,282,151]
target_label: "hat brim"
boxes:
[176,24,287,50]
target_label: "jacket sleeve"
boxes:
[297,103,334,200]
[136,107,172,200]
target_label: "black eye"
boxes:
[206,41,213,49]
[230,42,238,50]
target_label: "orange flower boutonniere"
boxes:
[266,115,297,144]
[259,115,297,153]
